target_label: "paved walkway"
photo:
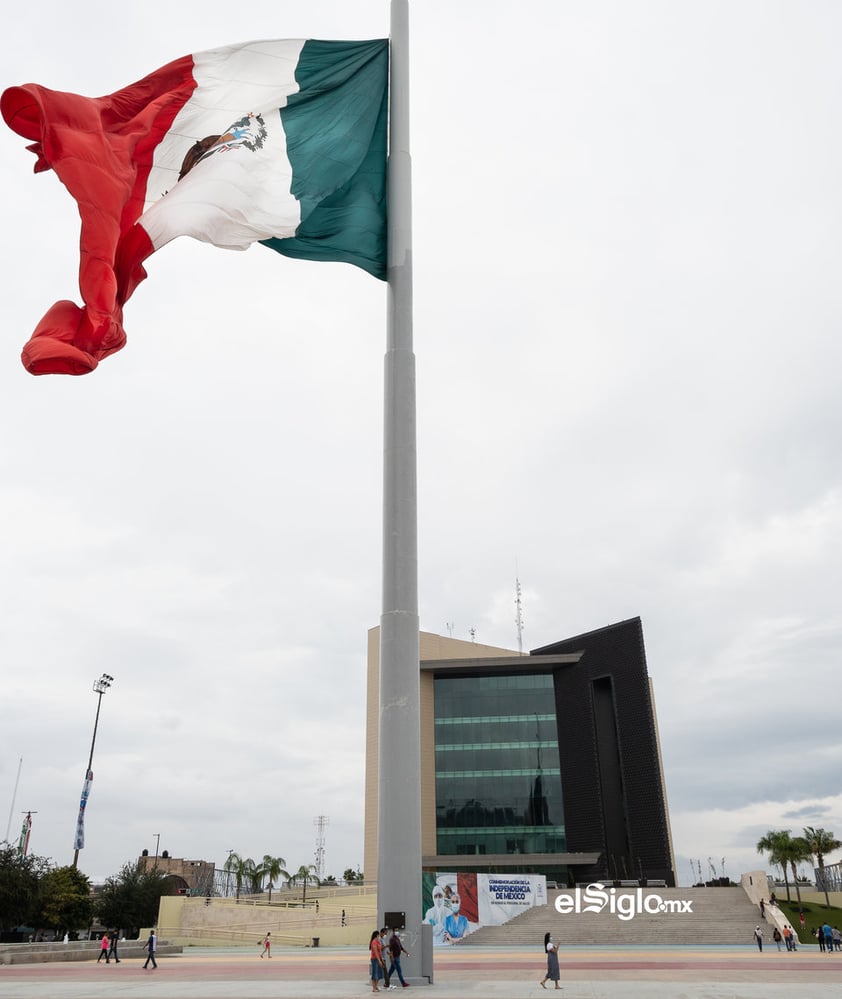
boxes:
[0,945,839,998]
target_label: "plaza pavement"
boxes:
[0,944,839,999]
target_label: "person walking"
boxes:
[260,932,271,958]
[753,925,763,952]
[107,929,120,963]
[370,930,385,993]
[387,928,410,988]
[822,922,834,954]
[96,934,110,964]
[772,927,782,951]
[380,928,396,989]
[540,932,561,989]
[143,929,158,969]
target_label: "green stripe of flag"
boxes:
[263,39,389,279]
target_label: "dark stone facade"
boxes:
[533,617,675,886]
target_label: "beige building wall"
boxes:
[364,628,518,882]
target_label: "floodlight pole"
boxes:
[379,0,429,984]
[72,673,113,868]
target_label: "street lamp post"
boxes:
[154,833,161,868]
[72,673,114,868]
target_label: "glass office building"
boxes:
[434,674,566,858]
[365,618,676,887]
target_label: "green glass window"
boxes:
[434,673,565,856]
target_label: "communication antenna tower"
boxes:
[515,577,525,654]
[469,627,476,643]
[313,815,329,879]
[445,622,454,638]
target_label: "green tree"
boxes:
[803,826,842,908]
[38,866,94,937]
[288,864,320,904]
[242,857,263,896]
[756,830,812,907]
[783,834,813,909]
[224,852,248,900]
[259,855,289,902]
[0,844,50,932]
[95,861,174,937]
[343,867,362,884]
[757,829,792,901]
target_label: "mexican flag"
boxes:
[1,39,389,375]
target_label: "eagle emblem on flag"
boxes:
[178,112,269,180]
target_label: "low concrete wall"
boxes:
[0,940,181,965]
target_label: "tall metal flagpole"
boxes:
[379,0,430,984]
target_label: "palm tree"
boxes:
[803,827,842,908]
[223,852,261,900]
[289,864,320,904]
[223,852,245,900]
[260,855,289,903]
[781,834,813,909]
[756,830,792,902]
[757,830,812,908]
[243,857,263,895]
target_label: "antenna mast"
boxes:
[515,577,525,654]
[313,814,329,880]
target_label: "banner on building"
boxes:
[422,871,547,945]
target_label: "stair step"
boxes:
[459,887,763,946]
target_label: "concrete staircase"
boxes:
[460,887,761,946]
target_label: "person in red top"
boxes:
[370,930,385,993]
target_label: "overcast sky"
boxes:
[1,1,840,890]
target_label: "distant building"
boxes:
[365,617,676,886]
[137,851,215,895]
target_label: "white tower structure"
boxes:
[313,814,329,880]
